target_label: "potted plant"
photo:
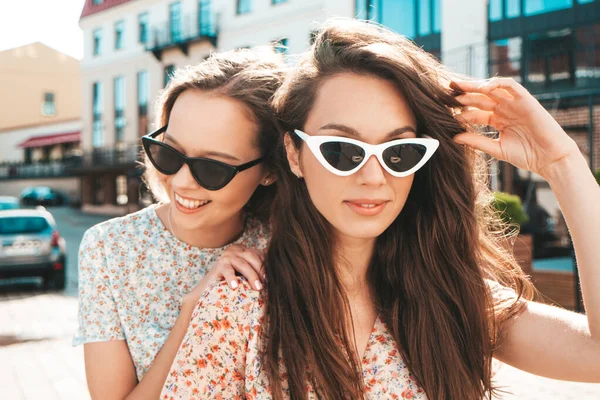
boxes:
[491,192,533,274]
[595,169,600,185]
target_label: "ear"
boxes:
[284,133,303,178]
[260,171,277,187]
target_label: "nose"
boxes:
[170,163,200,189]
[355,155,386,186]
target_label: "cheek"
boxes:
[213,170,262,206]
[391,176,415,208]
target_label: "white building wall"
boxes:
[441,0,488,78]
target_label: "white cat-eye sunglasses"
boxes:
[293,130,439,178]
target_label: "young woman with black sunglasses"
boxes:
[74,48,284,399]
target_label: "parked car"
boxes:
[20,186,66,206]
[0,196,20,210]
[0,207,66,290]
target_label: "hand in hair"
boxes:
[452,77,600,383]
[451,77,580,180]
[182,244,264,310]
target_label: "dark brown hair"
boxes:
[265,18,533,399]
[143,47,286,222]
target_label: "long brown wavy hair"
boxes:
[264,19,534,399]
[143,47,285,222]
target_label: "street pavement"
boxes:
[1,206,599,399]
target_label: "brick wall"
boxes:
[546,100,600,172]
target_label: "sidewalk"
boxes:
[1,287,599,400]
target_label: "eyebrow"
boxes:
[164,133,241,162]
[319,123,416,140]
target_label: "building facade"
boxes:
[0,42,82,201]
[78,0,600,220]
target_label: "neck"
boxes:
[335,234,376,297]
[157,203,245,248]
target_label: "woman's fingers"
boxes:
[219,265,239,290]
[452,77,527,99]
[229,256,262,291]
[455,93,498,112]
[239,249,265,279]
[456,108,494,126]
[453,131,503,160]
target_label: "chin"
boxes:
[335,220,391,240]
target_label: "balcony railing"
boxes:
[0,142,142,180]
[145,9,218,60]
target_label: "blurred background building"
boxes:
[0,42,82,203]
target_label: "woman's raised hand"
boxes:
[451,77,581,180]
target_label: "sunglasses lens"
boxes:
[190,159,236,190]
[147,143,183,174]
[319,142,366,172]
[382,144,428,173]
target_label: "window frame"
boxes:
[115,20,125,50]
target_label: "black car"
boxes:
[0,208,67,290]
[20,186,66,206]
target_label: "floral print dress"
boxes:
[161,278,519,399]
[72,204,270,381]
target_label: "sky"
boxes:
[0,0,87,59]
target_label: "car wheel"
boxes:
[43,271,66,291]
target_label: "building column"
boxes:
[104,175,117,205]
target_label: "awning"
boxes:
[18,131,81,148]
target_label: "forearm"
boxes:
[544,153,600,336]
[124,304,195,400]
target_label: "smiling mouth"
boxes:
[174,193,211,210]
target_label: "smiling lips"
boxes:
[344,199,389,216]
[174,192,211,211]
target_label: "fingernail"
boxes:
[254,280,262,290]
[231,280,238,289]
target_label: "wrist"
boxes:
[540,151,588,184]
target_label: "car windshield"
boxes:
[0,216,49,234]
[0,202,19,211]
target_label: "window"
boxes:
[525,0,573,16]
[115,20,125,50]
[273,38,288,54]
[198,0,212,35]
[93,28,103,56]
[526,29,576,89]
[170,1,182,42]
[164,64,176,87]
[490,37,523,82]
[237,0,252,15]
[356,0,440,38]
[137,70,149,135]
[507,0,521,17]
[381,0,416,38]
[418,0,431,35]
[489,0,503,21]
[139,12,148,44]
[42,92,56,116]
[92,81,104,148]
[116,175,128,205]
[114,76,126,143]
[578,0,595,3]
[433,0,441,32]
